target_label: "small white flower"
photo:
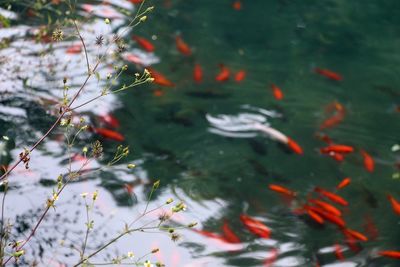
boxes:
[2,136,9,141]
[127,251,134,258]
[144,260,153,267]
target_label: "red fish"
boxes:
[329,152,345,162]
[360,149,374,172]
[192,229,224,240]
[286,137,303,154]
[264,248,278,267]
[342,228,368,242]
[147,68,175,87]
[269,184,296,197]
[234,70,246,82]
[307,206,346,227]
[336,177,351,190]
[93,128,124,142]
[99,114,120,128]
[320,145,354,154]
[129,0,143,4]
[314,67,343,81]
[315,187,348,206]
[334,244,345,260]
[66,44,82,54]
[215,64,230,82]
[132,35,155,52]
[239,214,271,239]
[308,199,342,217]
[387,194,400,215]
[320,102,345,130]
[315,133,333,144]
[221,220,241,243]
[175,35,192,56]
[363,215,379,241]
[271,84,283,100]
[306,208,324,224]
[232,0,242,10]
[378,250,400,259]
[193,63,203,83]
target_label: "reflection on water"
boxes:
[1,0,400,266]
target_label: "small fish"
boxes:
[264,248,278,267]
[175,35,192,56]
[314,67,343,81]
[193,63,203,83]
[239,214,271,239]
[320,102,345,130]
[232,0,242,10]
[132,35,155,52]
[315,133,333,144]
[342,228,368,242]
[271,84,284,100]
[378,250,400,259]
[286,137,303,154]
[334,244,345,260]
[221,220,241,243]
[360,149,375,172]
[269,184,296,197]
[93,127,124,142]
[147,68,175,87]
[308,199,342,217]
[320,145,354,154]
[363,215,379,241]
[129,0,144,4]
[99,114,120,128]
[315,187,348,206]
[306,208,325,224]
[307,206,346,227]
[215,64,230,82]
[336,177,351,190]
[387,194,400,215]
[234,70,246,82]
[329,152,345,162]
[66,44,82,54]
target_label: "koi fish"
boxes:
[336,177,351,190]
[308,199,342,217]
[287,137,303,154]
[271,84,284,100]
[306,208,324,224]
[334,244,345,260]
[314,67,343,81]
[239,214,271,239]
[269,184,297,197]
[215,64,230,82]
[93,127,124,142]
[307,206,346,227]
[132,35,155,52]
[99,114,120,128]
[147,68,175,87]
[360,149,374,172]
[232,0,242,10]
[315,187,348,206]
[234,70,246,82]
[342,228,368,242]
[221,220,241,243]
[320,145,354,154]
[378,250,400,259]
[175,35,192,56]
[66,44,82,54]
[193,63,203,83]
[387,194,400,215]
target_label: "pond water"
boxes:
[0,0,400,266]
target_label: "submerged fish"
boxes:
[271,84,284,100]
[93,127,124,142]
[240,214,271,239]
[215,64,230,82]
[147,68,175,87]
[132,35,155,52]
[193,63,203,83]
[175,35,192,56]
[314,67,343,81]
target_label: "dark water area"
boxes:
[0,0,400,266]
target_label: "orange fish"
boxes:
[314,67,343,81]
[336,177,351,190]
[378,250,400,259]
[94,128,124,142]
[221,220,241,243]
[307,206,346,227]
[334,244,345,260]
[66,44,82,54]
[239,214,271,239]
[234,70,246,82]
[309,199,342,217]
[132,35,155,52]
[360,149,374,172]
[286,137,303,154]
[342,228,368,242]
[387,194,400,215]
[271,84,284,100]
[175,35,192,56]
[329,152,345,162]
[99,114,120,128]
[269,184,296,197]
[193,63,203,83]
[315,187,348,206]
[129,0,143,4]
[306,208,324,224]
[232,0,242,10]
[147,68,175,87]
[320,145,354,154]
[215,64,230,82]
[320,102,345,130]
